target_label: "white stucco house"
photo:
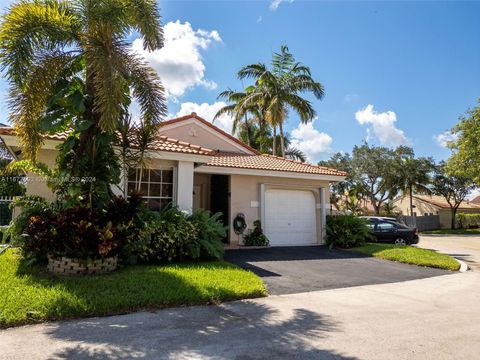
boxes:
[0,113,346,247]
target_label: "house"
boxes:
[471,195,480,205]
[0,113,346,247]
[392,194,480,229]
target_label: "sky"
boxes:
[0,0,479,164]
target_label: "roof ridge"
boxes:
[159,112,261,155]
[260,153,347,176]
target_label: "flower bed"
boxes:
[47,255,117,275]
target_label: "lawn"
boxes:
[421,228,480,235]
[351,243,460,271]
[0,249,267,328]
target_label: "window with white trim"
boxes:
[127,168,174,211]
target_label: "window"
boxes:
[127,168,174,211]
[376,222,396,232]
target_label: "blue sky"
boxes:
[1,0,479,163]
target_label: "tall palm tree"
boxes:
[394,157,434,218]
[237,45,324,157]
[0,0,166,207]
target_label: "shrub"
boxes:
[456,213,480,229]
[139,206,198,263]
[188,209,226,260]
[11,194,145,262]
[326,215,373,248]
[243,220,269,247]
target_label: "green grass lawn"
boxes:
[421,228,480,235]
[0,249,267,328]
[351,243,460,271]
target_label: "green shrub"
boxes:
[243,220,269,247]
[139,206,199,263]
[4,195,50,244]
[456,213,480,229]
[188,209,226,260]
[9,194,145,262]
[326,215,373,248]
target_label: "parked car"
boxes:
[361,217,419,245]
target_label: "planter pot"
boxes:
[47,255,117,275]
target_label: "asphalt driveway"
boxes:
[225,245,449,295]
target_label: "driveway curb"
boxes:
[455,258,469,272]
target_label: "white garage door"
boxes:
[264,189,317,246]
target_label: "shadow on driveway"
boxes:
[38,302,357,360]
[225,246,450,295]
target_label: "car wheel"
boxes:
[394,237,407,246]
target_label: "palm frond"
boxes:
[285,146,307,162]
[8,51,77,159]
[238,63,267,80]
[123,0,163,51]
[0,0,79,86]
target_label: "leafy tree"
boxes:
[237,45,324,157]
[432,162,476,229]
[0,0,166,209]
[320,144,416,215]
[446,100,480,184]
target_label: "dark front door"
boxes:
[210,175,230,243]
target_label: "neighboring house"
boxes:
[0,113,346,248]
[471,195,480,205]
[392,194,480,229]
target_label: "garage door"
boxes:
[264,189,317,246]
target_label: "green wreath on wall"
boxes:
[233,213,247,235]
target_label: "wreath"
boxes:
[233,213,247,235]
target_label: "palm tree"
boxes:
[394,157,434,218]
[0,0,166,207]
[237,45,324,157]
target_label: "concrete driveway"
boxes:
[225,246,449,295]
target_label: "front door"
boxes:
[210,175,230,243]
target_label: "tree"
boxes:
[320,144,414,215]
[0,0,166,208]
[214,87,263,148]
[446,100,480,184]
[432,163,476,229]
[237,45,324,157]
[237,122,307,161]
[391,154,434,217]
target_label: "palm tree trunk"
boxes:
[279,121,286,158]
[244,114,250,146]
[272,126,277,156]
[409,184,413,217]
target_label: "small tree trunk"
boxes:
[279,121,286,158]
[272,126,277,156]
[451,207,457,230]
[409,185,414,217]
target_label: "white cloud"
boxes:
[290,121,333,163]
[256,16,263,23]
[269,0,294,11]
[131,20,221,98]
[355,104,410,146]
[468,188,480,201]
[433,131,457,148]
[175,102,234,133]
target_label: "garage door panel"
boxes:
[264,189,317,246]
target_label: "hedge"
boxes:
[455,213,480,229]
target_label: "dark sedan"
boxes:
[362,217,419,245]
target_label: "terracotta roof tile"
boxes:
[0,127,215,156]
[207,152,347,177]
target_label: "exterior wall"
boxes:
[160,120,251,153]
[392,196,440,217]
[228,174,330,247]
[25,149,57,201]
